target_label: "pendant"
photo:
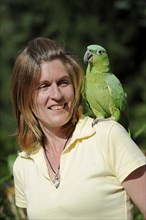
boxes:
[52,172,60,188]
[52,178,60,188]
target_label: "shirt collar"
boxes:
[66,116,95,147]
[19,116,95,158]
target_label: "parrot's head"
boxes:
[84,44,109,66]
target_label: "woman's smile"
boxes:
[48,103,67,110]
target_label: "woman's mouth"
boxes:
[49,103,67,110]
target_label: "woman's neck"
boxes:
[41,123,74,154]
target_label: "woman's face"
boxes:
[33,59,75,129]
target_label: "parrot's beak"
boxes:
[84,50,93,63]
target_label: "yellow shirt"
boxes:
[13,116,146,219]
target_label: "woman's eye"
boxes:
[59,80,69,87]
[38,83,50,90]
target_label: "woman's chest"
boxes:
[23,142,125,219]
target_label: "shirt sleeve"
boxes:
[107,122,146,183]
[13,157,27,208]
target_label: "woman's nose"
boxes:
[49,84,63,100]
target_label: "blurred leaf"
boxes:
[7,155,17,176]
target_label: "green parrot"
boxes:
[83,44,129,131]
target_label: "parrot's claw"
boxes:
[92,116,115,127]
[92,118,100,127]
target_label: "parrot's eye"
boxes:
[97,50,105,55]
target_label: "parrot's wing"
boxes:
[106,73,127,111]
[106,73,130,132]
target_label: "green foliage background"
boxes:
[0,0,145,219]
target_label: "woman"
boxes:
[11,37,146,219]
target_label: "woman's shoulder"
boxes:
[13,146,42,171]
[81,115,124,133]
[76,115,128,144]
[13,151,30,172]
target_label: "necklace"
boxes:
[44,134,72,188]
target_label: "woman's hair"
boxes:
[10,37,84,152]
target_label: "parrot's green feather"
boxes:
[106,73,127,111]
[83,44,130,132]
